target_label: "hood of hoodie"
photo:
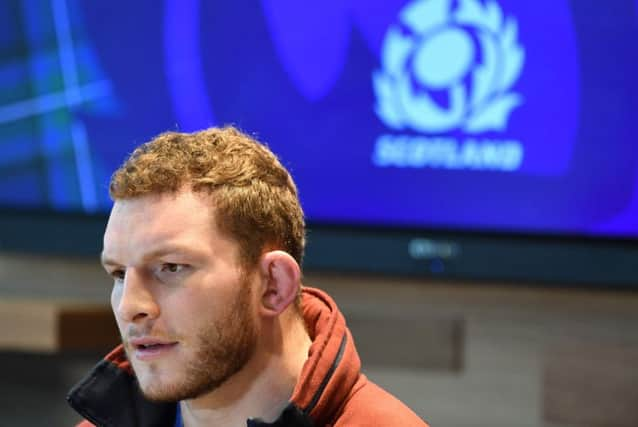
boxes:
[289,287,361,425]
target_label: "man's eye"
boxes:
[161,263,183,273]
[110,270,125,281]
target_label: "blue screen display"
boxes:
[2,0,638,238]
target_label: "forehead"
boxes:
[103,191,233,261]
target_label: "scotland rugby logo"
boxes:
[372,0,526,171]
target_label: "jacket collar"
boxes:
[66,350,175,427]
[289,288,360,425]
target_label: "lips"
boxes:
[137,343,165,349]
[129,337,179,361]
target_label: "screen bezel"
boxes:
[2,207,635,290]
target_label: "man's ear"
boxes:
[258,250,301,316]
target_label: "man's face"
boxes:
[101,190,258,402]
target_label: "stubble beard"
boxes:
[133,279,258,402]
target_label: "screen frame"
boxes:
[1,208,636,290]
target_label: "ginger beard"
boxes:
[124,278,258,402]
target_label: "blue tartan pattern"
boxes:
[0,0,117,212]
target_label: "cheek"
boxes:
[110,286,125,329]
[168,291,212,326]
[169,284,234,330]
[110,285,121,310]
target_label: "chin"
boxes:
[136,375,192,402]
[135,368,232,403]
[132,365,182,402]
[139,384,185,403]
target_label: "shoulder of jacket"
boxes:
[332,376,429,426]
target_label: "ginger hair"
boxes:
[109,126,305,271]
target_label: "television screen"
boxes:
[2,0,638,285]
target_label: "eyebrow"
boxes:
[100,251,123,268]
[100,244,205,267]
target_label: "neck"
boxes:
[180,310,311,427]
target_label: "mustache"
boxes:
[122,326,178,343]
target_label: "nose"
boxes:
[112,268,160,323]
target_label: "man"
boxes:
[67,126,428,426]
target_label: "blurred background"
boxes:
[1,0,638,425]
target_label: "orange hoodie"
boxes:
[67,287,429,426]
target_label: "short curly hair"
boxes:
[109,126,305,270]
